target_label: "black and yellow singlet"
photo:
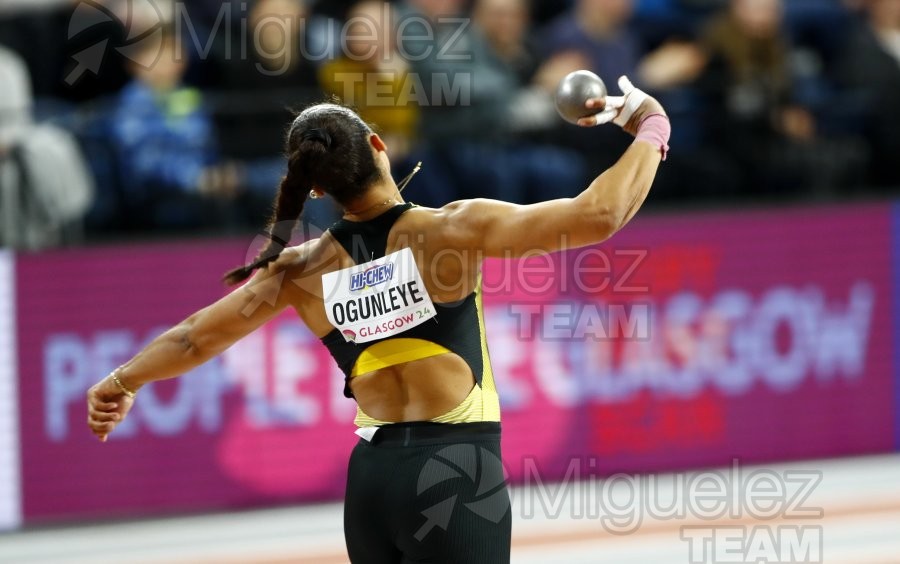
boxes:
[321,203,501,427]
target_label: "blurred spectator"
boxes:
[700,0,815,193]
[105,29,257,230]
[837,0,900,188]
[473,0,596,135]
[319,1,419,159]
[699,0,802,130]
[693,0,849,196]
[0,48,30,145]
[397,0,517,142]
[223,0,318,90]
[0,47,94,249]
[470,0,589,202]
[474,0,542,84]
[474,0,592,125]
[542,0,642,85]
[541,0,705,91]
[472,0,563,134]
[392,0,511,203]
[207,0,321,160]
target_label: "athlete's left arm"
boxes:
[86,246,309,441]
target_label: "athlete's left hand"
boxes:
[86,377,135,442]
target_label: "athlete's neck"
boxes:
[342,179,405,222]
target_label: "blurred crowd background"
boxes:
[0,0,898,248]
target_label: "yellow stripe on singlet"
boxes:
[473,274,502,422]
[350,338,451,377]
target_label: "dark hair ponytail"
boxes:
[223,103,381,285]
[223,131,331,285]
[222,166,308,285]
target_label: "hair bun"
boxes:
[300,128,332,148]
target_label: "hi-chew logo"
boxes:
[350,264,395,292]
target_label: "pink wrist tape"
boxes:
[634,113,671,160]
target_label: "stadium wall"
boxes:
[2,202,897,528]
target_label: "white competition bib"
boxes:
[322,247,436,343]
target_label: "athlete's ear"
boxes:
[369,133,388,153]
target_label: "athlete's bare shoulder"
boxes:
[395,203,471,244]
[400,204,443,223]
[397,200,494,254]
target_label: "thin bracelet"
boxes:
[111,369,137,398]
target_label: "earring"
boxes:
[309,190,319,199]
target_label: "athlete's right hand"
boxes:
[577,75,666,136]
[87,376,135,442]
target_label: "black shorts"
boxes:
[344,421,511,564]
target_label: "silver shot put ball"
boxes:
[555,70,607,124]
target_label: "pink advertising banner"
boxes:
[15,203,896,524]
